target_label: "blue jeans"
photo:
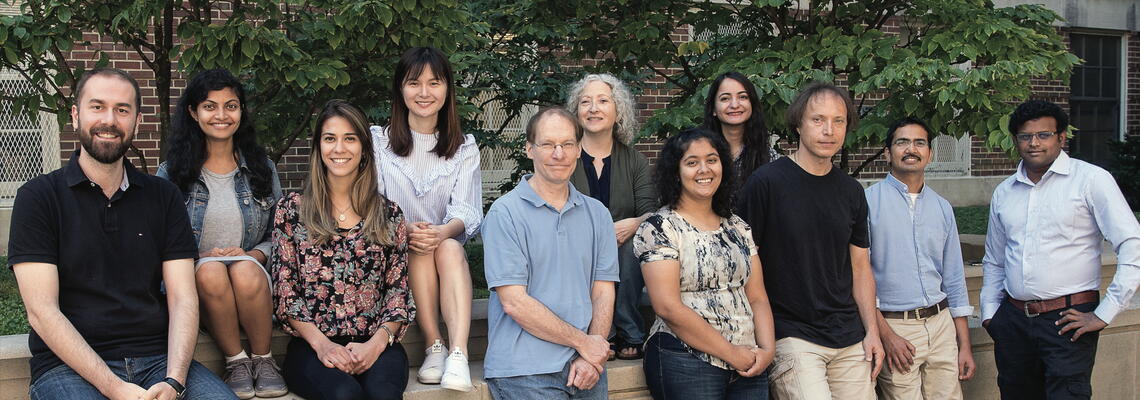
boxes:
[612,240,646,345]
[486,359,609,400]
[644,333,769,400]
[29,354,235,400]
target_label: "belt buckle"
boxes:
[1023,301,1040,318]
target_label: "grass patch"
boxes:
[953,206,989,235]
[465,242,490,299]
[0,256,31,336]
[953,207,1140,236]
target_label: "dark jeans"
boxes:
[486,359,608,400]
[985,298,1099,400]
[643,332,769,400]
[29,354,235,400]
[613,240,646,345]
[284,337,409,400]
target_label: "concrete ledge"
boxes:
[858,176,1006,207]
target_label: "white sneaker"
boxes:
[440,348,474,392]
[417,339,447,384]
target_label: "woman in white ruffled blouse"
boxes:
[370,47,481,393]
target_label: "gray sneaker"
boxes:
[252,356,289,398]
[223,358,255,399]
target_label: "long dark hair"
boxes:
[702,71,769,176]
[301,100,393,246]
[165,69,273,199]
[388,46,463,159]
[655,127,736,218]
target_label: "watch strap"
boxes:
[162,377,186,398]
[379,324,396,346]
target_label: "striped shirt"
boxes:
[370,125,483,243]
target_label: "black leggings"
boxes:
[284,336,409,400]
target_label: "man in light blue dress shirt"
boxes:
[866,118,976,399]
[482,108,619,399]
[981,100,1140,399]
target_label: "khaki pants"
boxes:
[877,308,962,400]
[770,337,876,400]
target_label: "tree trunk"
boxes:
[155,2,174,165]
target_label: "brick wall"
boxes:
[1129,31,1139,136]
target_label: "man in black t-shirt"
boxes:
[8,68,234,400]
[736,82,884,400]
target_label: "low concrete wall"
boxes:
[859,176,1006,207]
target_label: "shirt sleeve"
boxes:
[941,202,974,318]
[592,203,620,282]
[379,203,415,341]
[1086,170,1140,324]
[160,180,198,261]
[634,214,679,263]
[483,206,530,289]
[7,182,58,266]
[271,195,312,336]
[443,137,484,242]
[980,193,1009,322]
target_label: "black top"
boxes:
[734,157,870,349]
[7,150,197,383]
[580,150,612,207]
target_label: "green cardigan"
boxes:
[570,141,658,221]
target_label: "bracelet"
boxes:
[379,325,396,346]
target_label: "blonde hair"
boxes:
[565,73,640,145]
[300,100,394,246]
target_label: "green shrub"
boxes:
[1108,133,1140,210]
[0,256,31,336]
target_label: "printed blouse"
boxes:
[371,126,483,243]
[271,192,415,340]
[634,207,758,370]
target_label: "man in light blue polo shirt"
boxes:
[482,107,619,399]
[866,117,976,399]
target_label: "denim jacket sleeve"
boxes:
[252,158,283,259]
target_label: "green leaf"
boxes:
[4,47,18,64]
[57,8,72,23]
[241,39,259,59]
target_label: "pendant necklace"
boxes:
[334,203,352,222]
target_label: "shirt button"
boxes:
[244,199,250,205]
[90,183,96,187]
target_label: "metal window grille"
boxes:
[0,69,61,203]
[925,135,971,177]
[474,91,538,201]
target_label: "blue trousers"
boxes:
[29,354,235,400]
[643,332,769,400]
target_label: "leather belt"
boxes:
[881,299,950,320]
[1005,290,1099,317]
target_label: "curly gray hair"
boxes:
[565,73,639,145]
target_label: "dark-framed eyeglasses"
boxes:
[1015,131,1058,142]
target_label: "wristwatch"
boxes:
[162,376,186,399]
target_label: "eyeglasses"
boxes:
[534,142,580,153]
[891,138,929,149]
[1015,131,1058,142]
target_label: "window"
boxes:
[1069,33,1124,167]
[0,70,60,203]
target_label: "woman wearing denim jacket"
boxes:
[156,69,286,399]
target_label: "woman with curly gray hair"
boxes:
[566,73,657,360]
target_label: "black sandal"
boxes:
[615,341,644,360]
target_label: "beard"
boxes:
[78,119,133,164]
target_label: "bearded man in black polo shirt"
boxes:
[735,82,884,400]
[8,68,235,400]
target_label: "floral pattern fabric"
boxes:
[634,207,758,370]
[271,192,415,340]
